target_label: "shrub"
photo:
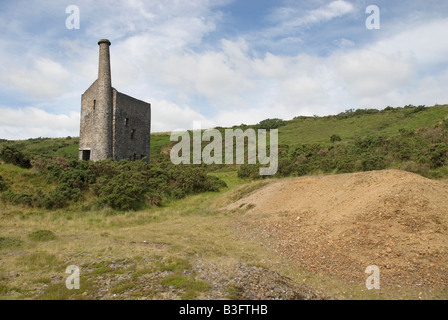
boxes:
[1,190,38,207]
[237,164,261,179]
[406,105,426,115]
[428,144,448,168]
[330,134,342,143]
[399,161,430,177]
[255,118,286,130]
[296,164,309,176]
[145,192,163,206]
[0,146,31,168]
[354,135,386,152]
[277,159,295,176]
[361,155,387,171]
[336,157,356,173]
[0,175,8,191]
[96,175,148,211]
[41,191,68,209]
[58,166,92,191]
[170,166,227,193]
[30,155,70,171]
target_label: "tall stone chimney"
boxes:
[93,39,113,161]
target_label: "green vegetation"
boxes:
[1,104,447,211]
[236,105,448,180]
[0,146,31,168]
[0,175,8,191]
[1,103,447,300]
[0,137,79,162]
[255,118,286,130]
[0,236,24,250]
[27,230,57,242]
[161,274,210,299]
[1,157,227,211]
[265,122,448,179]
[280,104,448,147]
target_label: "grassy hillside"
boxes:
[279,104,448,147]
[1,104,447,161]
[1,103,448,300]
[0,137,80,160]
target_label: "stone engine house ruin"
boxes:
[79,39,151,163]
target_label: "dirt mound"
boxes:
[226,170,448,288]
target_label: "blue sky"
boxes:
[1,0,448,139]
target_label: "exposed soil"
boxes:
[226,170,448,289]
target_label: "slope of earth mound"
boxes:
[226,170,448,288]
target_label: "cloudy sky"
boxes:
[1,0,448,139]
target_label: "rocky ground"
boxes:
[188,260,327,300]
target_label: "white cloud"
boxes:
[332,49,415,97]
[0,107,80,140]
[304,0,354,25]
[150,99,215,132]
[143,43,255,103]
[267,0,354,34]
[0,57,72,100]
[371,18,448,66]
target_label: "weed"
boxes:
[28,230,56,242]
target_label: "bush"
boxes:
[0,146,31,168]
[330,134,342,143]
[1,190,38,206]
[41,191,68,209]
[428,144,448,168]
[255,118,286,130]
[145,192,162,206]
[361,155,387,171]
[296,164,310,176]
[277,159,295,176]
[0,175,8,192]
[336,157,356,173]
[30,155,70,171]
[0,153,232,211]
[399,161,430,177]
[237,164,261,179]
[96,173,148,211]
[405,105,426,116]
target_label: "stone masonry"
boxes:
[79,39,151,162]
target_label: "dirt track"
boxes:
[226,170,448,288]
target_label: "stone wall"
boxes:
[112,90,151,162]
[79,80,97,160]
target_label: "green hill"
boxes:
[279,104,448,147]
[2,104,447,161]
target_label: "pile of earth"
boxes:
[226,170,448,288]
